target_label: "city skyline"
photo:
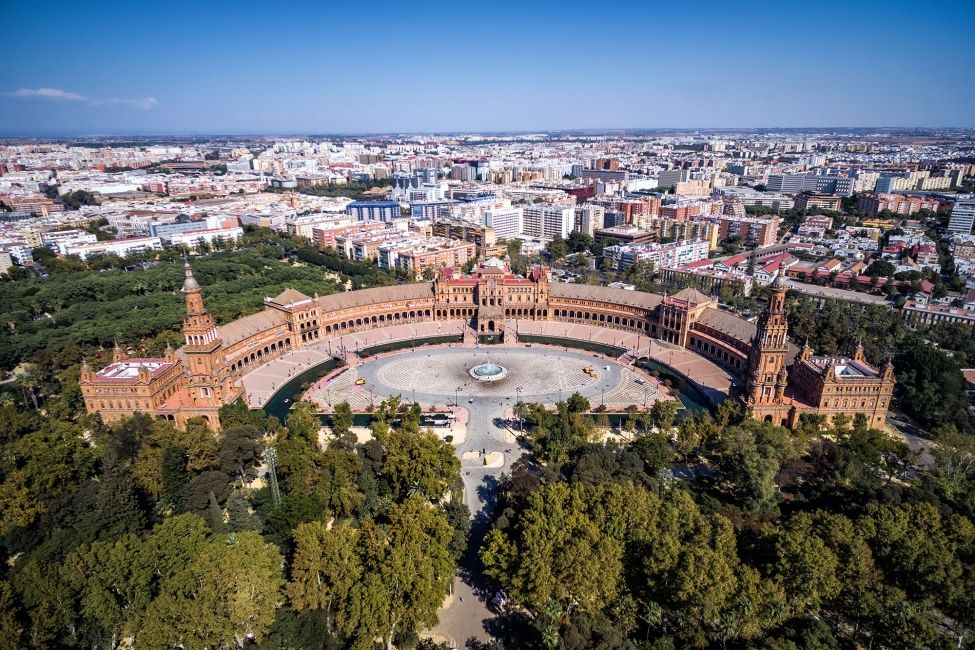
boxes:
[2,0,975,136]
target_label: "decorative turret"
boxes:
[853,339,865,362]
[182,261,205,317]
[882,358,895,381]
[799,339,814,362]
[112,339,126,362]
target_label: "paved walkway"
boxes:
[240,319,734,410]
[515,320,735,402]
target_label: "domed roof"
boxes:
[182,262,200,292]
[772,274,787,289]
[482,257,506,269]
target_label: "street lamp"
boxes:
[455,387,460,407]
[516,386,523,432]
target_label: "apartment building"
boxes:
[603,239,710,271]
[948,198,975,235]
[480,207,523,239]
[647,217,719,250]
[312,221,386,250]
[766,174,854,196]
[795,193,842,212]
[381,238,477,279]
[573,204,605,236]
[346,200,401,222]
[857,194,943,216]
[709,214,780,247]
[63,236,163,260]
[432,218,499,254]
[522,204,574,239]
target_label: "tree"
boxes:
[182,470,232,517]
[378,421,459,502]
[331,401,355,449]
[160,444,188,511]
[63,534,154,645]
[225,491,262,532]
[546,236,568,261]
[567,230,594,254]
[650,400,680,434]
[219,425,263,484]
[207,490,225,533]
[287,522,363,624]
[305,497,454,648]
[140,531,285,649]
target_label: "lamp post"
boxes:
[455,387,460,407]
[516,386,523,432]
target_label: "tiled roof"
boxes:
[695,307,757,344]
[217,310,289,346]
[671,287,713,305]
[317,283,435,312]
[269,288,313,306]
[549,283,663,310]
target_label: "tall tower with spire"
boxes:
[180,261,237,417]
[746,275,791,410]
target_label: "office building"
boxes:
[766,174,854,196]
[948,198,975,235]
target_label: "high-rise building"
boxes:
[346,200,401,222]
[522,204,574,239]
[948,198,975,235]
[481,207,523,239]
[766,174,854,196]
[573,204,604,236]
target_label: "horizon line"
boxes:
[2,125,975,140]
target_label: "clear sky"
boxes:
[2,0,974,135]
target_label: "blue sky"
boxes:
[1,0,973,135]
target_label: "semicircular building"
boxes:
[81,259,894,429]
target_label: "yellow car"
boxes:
[355,378,366,385]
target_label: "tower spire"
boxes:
[182,260,205,316]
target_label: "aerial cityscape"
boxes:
[2,1,975,649]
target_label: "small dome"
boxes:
[772,274,787,289]
[182,262,200,292]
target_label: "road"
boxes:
[355,347,641,646]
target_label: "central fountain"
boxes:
[468,350,508,382]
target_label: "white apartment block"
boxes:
[481,207,523,238]
[162,226,244,250]
[603,239,711,271]
[522,204,574,239]
[948,198,975,235]
[64,237,163,260]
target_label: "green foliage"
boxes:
[288,497,455,647]
[0,247,343,372]
[786,294,973,434]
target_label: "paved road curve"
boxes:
[356,347,645,646]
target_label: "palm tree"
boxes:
[512,401,530,432]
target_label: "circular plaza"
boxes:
[302,347,669,411]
